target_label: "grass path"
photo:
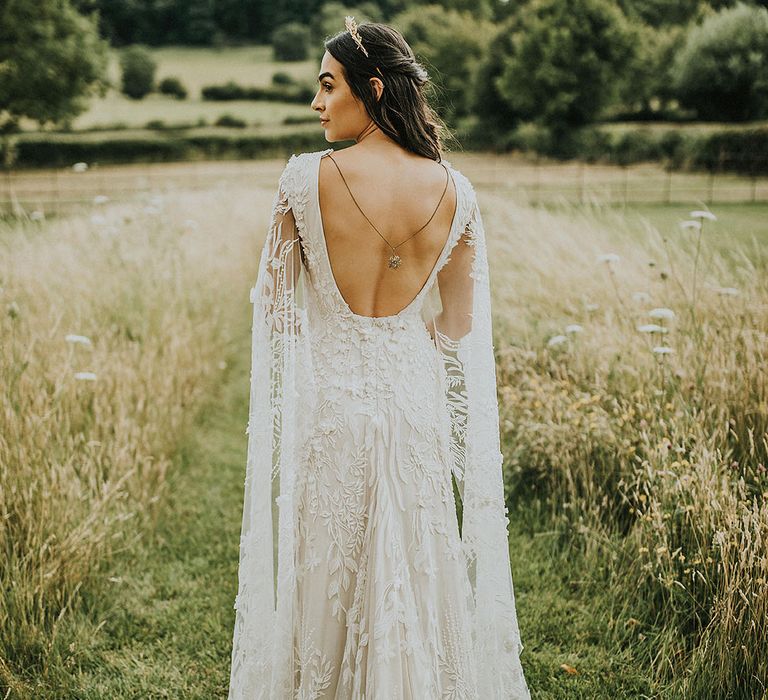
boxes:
[68,344,656,699]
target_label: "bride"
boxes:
[227,17,530,700]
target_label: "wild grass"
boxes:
[488,192,768,698]
[0,181,272,695]
[1,156,765,697]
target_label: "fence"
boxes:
[2,153,768,217]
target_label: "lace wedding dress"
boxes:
[228,148,530,699]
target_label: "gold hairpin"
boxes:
[344,15,369,57]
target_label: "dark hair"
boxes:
[324,22,455,161]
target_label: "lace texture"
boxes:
[228,148,530,699]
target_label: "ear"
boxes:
[369,76,384,102]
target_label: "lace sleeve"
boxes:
[251,171,306,337]
[428,189,530,698]
[230,156,317,698]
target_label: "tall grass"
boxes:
[490,195,768,698]
[1,159,766,697]
[0,182,270,694]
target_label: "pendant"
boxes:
[388,254,401,269]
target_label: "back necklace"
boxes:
[326,154,451,270]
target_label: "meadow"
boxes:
[1,156,766,698]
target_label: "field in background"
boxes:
[15,46,316,133]
[4,153,768,222]
[1,154,766,697]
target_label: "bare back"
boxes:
[318,148,458,318]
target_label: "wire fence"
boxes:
[2,153,767,217]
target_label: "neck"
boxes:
[354,121,399,150]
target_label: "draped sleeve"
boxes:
[228,154,317,699]
[428,185,531,699]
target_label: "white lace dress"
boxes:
[228,148,530,700]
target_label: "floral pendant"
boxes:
[388,254,402,269]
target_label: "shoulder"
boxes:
[441,160,478,222]
[283,148,333,174]
[440,158,474,197]
[279,148,333,201]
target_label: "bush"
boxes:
[158,76,188,100]
[214,114,247,128]
[272,22,310,61]
[119,45,156,100]
[671,3,768,121]
[481,0,635,132]
[391,5,491,121]
[201,81,315,104]
[271,71,296,86]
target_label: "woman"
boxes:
[227,17,530,700]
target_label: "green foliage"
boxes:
[614,23,685,116]
[615,0,705,27]
[158,76,188,100]
[12,131,327,167]
[201,81,314,103]
[214,113,247,128]
[309,2,384,63]
[671,2,768,121]
[272,22,311,62]
[120,45,157,100]
[487,0,636,133]
[271,71,296,86]
[391,4,492,121]
[0,0,108,129]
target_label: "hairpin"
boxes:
[344,15,369,58]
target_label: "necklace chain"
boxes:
[326,151,450,270]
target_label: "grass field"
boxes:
[1,154,766,698]
[15,46,318,132]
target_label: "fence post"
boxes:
[622,164,628,206]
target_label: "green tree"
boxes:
[309,2,384,63]
[0,0,108,132]
[120,45,157,100]
[392,5,491,121]
[479,0,635,134]
[671,2,768,120]
[272,21,312,61]
[615,22,685,116]
[615,0,704,27]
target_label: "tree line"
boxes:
[2,0,768,152]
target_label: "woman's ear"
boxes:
[369,77,384,102]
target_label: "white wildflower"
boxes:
[649,307,675,320]
[652,346,674,355]
[597,253,620,264]
[65,334,93,347]
[93,195,109,205]
[679,220,702,231]
[72,162,88,173]
[565,324,583,334]
[585,303,599,312]
[690,210,717,221]
[30,210,44,221]
[547,334,568,347]
[716,286,739,296]
[637,324,667,333]
[74,371,97,381]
